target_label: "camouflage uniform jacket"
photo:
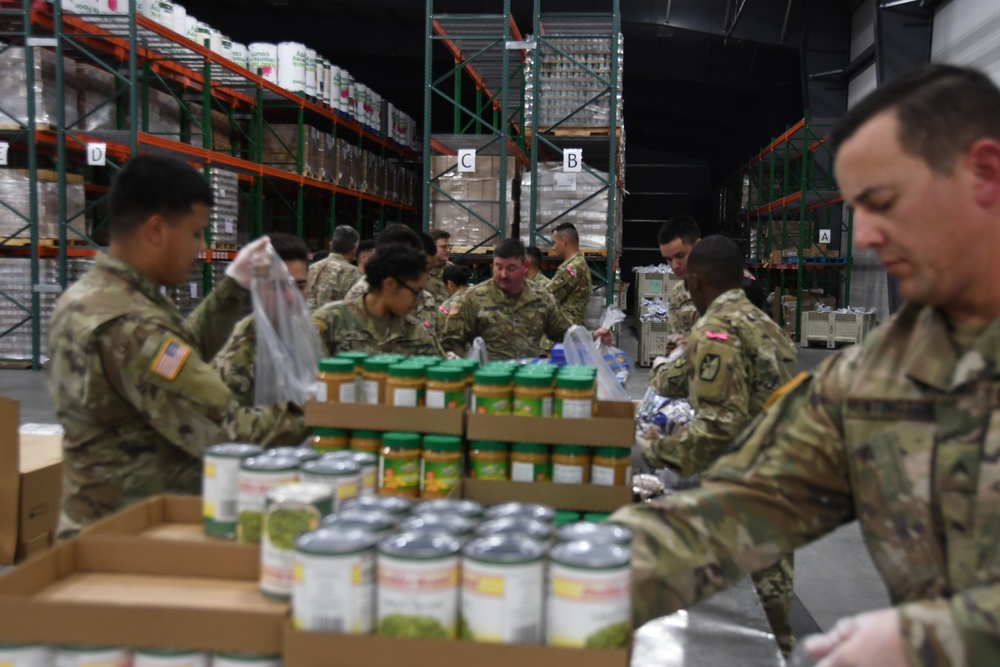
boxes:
[612,302,1000,666]
[642,289,797,476]
[307,252,360,311]
[548,252,592,325]
[313,293,444,357]
[649,278,700,394]
[438,278,574,360]
[528,271,551,290]
[344,275,439,332]
[211,313,257,407]
[424,261,454,306]
[48,254,306,531]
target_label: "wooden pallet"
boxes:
[0,238,91,248]
[451,244,608,258]
[0,359,33,369]
[524,126,622,139]
[210,242,238,251]
[0,121,53,132]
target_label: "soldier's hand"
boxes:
[667,333,688,348]
[592,327,613,346]
[801,608,907,667]
[226,237,272,288]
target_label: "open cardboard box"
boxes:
[85,494,212,543]
[284,624,629,667]
[456,478,633,514]
[0,397,63,565]
[0,533,286,653]
[466,400,635,448]
[305,400,464,435]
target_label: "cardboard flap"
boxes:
[461,479,633,513]
[305,400,465,435]
[72,534,260,579]
[466,401,636,447]
[0,397,21,565]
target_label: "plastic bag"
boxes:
[252,241,323,406]
[466,336,489,366]
[561,325,630,402]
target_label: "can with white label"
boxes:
[339,494,410,517]
[321,450,377,497]
[292,527,379,633]
[210,654,280,667]
[554,521,633,546]
[236,455,300,544]
[320,508,398,536]
[474,517,552,542]
[398,513,477,543]
[0,645,54,667]
[203,443,263,539]
[461,534,546,644]
[483,502,555,523]
[411,498,482,520]
[133,650,208,667]
[546,541,632,648]
[260,483,333,598]
[299,458,361,512]
[377,531,460,639]
[55,647,130,667]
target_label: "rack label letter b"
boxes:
[564,149,582,172]
[87,143,107,166]
[458,149,476,173]
[0,142,8,166]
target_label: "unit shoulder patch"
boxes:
[699,353,721,382]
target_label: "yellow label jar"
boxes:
[420,435,463,498]
[591,447,632,486]
[361,354,403,405]
[551,445,591,484]
[510,442,551,483]
[317,357,356,403]
[472,369,514,415]
[513,369,555,417]
[387,362,426,407]
[553,373,597,419]
[336,351,369,401]
[311,427,349,452]
[469,440,509,481]
[350,429,382,454]
[426,365,466,409]
[379,432,421,498]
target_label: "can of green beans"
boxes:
[260,482,333,599]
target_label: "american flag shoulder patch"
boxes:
[151,338,192,381]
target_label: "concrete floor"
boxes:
[1,322,891,635]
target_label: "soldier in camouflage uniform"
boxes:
[47,155,306,534]
[307,225,360,311]
[424,229,455,305]
[640,236,798,654]
[212,233,311,406]
[439,239,608,360]
[525,246,550,290]
[314,242,443,357]
[548,223,593,325]
[613,65,1000,666]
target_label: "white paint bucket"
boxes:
[231,42,248,69]
[305,48,317,98]
[248,42,278,83]
[277,41,307,93]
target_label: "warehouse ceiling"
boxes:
[188,0,852,183]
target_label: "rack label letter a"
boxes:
[564,149,582,173]
[87,143,107,167]
[458,149,477,173]
[819,229,832,244]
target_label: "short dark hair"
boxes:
[657,216,701,246]
[365,242,428,291]
[376,224,421,249]
[829,64,1000,173]
[494,238,526,261]
[430,229,451,242]
[443,263,472,286]
[268,232,309,263]
[331,225,360,254]
[108,154,214,238]
[553,222,579,246]
[526,246,544,268]
[742,274,766,311]
[417,231,437,257]
[357,239,376,257]
[686,236,743,291]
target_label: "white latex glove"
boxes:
[225,237,272,288]
[802,608,908,667]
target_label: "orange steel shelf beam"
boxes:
[431,137,457,156]
[746,118,807,168]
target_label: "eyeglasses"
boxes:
[400,282,424,300]
[437,243,451,251]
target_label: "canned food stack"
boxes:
[163,262,204,317]
[0,258,59,361]
[0,46,79,128]
[262,124,322,177]
[0,170,85,241]
[209,168,240,248]
[520,162,618,251]
[0,645,281,667]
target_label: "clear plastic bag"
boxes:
[562,325,630,401]
[252,241,323,405]
[466,336,489,366]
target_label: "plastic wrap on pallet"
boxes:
[429,155,517,247]
[262,124,321,176]
[0,171,85,241]
[0,47,79,128]
[0,258,59,361]
[209,168,239,247]
[318,134,336,182]
[76,62,116,132]
[520,161,615,250]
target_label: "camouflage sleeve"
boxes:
[547,266,575,303]
[185,276,250,360]
[308,263,336,312]
[898,587,1000,666]
[438,293,475,356]
[312,304,337,357]
[649,353,689,398]
[543,296,576,343]
[611,351,855,628]
[306,262,323,312]
[101,318,307,458]
[210,316,256,408]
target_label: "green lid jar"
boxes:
[311,427,350,452]
[361,355,402,405]
[472,369,514,415]
[426,365,466,410]
[387,362,426,407]
[350,429,382,454]
[553,374,596,419]
[379,432,422,498]
[513,370,555,418]
[583,512,611,523]
[510,442,550,483]
[592,447,632,487]
[553,510,582,527]
[318,357,357,403]
[552,445,591,485]
[469,440,509,481]
[421,435,463,499]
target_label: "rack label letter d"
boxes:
[87,143,107,167]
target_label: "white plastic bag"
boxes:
[252,241,322,405]
[561,325,630,402]
[466,336,489,366]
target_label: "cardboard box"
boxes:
[0,533,287,653]
[305,400,465,436]
[0,398,63,565]
[284,625,629,667]
[458,478,632,514]
[466,401,635,448]
[85,495,211,543]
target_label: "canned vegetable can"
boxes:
[377,531,461,639]
[211,654,281,667]
[483,502,555,523]
[55,647,130,667]
[554,521,633,545]
[339,494,411,516]
[299,458,361,512]
[0,645,53,667]
[411,498,483,520]
[203,443,263,539]
[320,508,398,536]
[133,650,209,667]
[236,455,300,544]
[260,483,333,598]
[546,541,632,648]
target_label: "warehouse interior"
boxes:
[2,0,1000,662]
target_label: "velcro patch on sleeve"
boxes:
[705,331,729,341]
[567,266,576,277]
[151,338,192,381]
